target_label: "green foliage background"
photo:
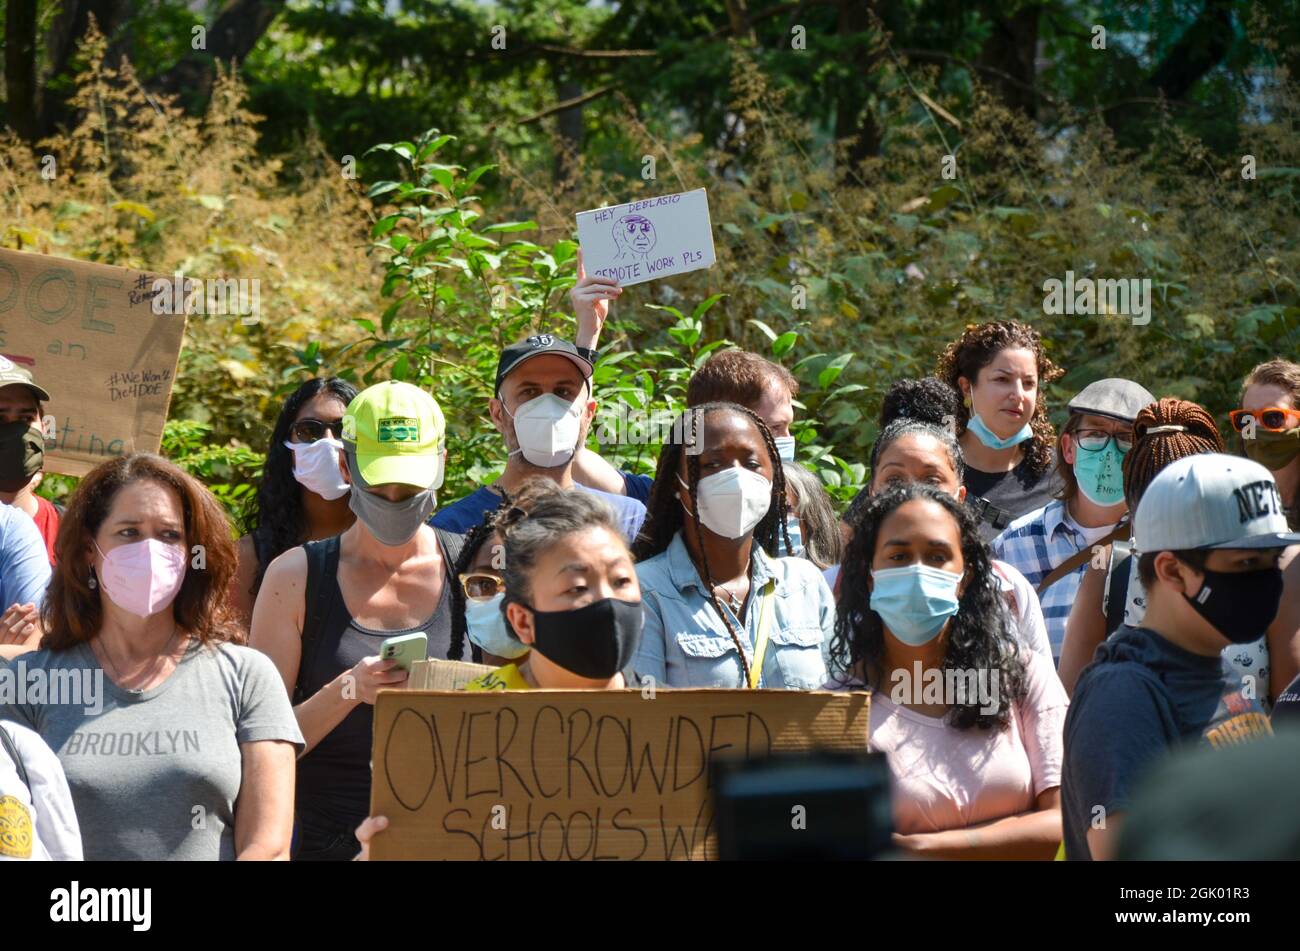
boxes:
[1,11,1297,531]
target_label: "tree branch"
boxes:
[515,84,617,125]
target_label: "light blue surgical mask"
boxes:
[774,436,796,462]
[783,515,805,557]
[869,564,963,646]
[966,412,1032,450]
[1073,441,1126,507]
[465,593,528,660]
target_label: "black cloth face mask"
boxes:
[524,597,644,679]
[0,421,43,493]
[1184,563,1284,645]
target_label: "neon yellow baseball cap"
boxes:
[342,381,446,488]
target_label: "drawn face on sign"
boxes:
[612,215,657,259]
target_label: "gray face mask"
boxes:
[345,447,437,546]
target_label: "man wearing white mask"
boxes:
[431,334,647,543]
[564,256,801,504]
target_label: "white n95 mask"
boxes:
[506,393,584,469]
[679,467,773,539]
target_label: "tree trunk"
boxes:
[834,0,881,172]
[553,77,584,188]
[4,0,40,141]
[975,1,1041,119]
[150,0,287,103]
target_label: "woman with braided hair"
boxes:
[935,321,1063,541]
[630,401,833,689]
[1059,398,1298,702]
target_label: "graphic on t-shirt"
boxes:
[1202,682,1273,749]
[0,794,34,859]
[63,729,200,756]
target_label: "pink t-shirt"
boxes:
[838,651,1067,834]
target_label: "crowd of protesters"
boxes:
[1,269,1297,862]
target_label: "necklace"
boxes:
[96,625,182,691]
[708,573,749,615]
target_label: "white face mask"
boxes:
[506,392,584,469]
[774,436,796,462]
[284,437,349,501]
[679,467,773,539]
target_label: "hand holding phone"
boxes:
[378,632,428,672]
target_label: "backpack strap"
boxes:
[1036,521,1132,596]
[433,527,465,577]
[1104,539,1134,637]
[433,526,469,661]
[0,723,29,791]
[293,536,341,705]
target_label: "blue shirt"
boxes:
[632,532,833,689]
[431,482,646,543]
[991,499,1119,660]
[620,471,654,505]
[0,504,51,610]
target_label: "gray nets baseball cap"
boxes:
[1134,453,1300,551]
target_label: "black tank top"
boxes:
[294,535,453,830]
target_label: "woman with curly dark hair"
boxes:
[228,377,358,632]
[631,401,833,689]
[935,320,1063,541]
[828,482,1065,859]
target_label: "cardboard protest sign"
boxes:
[575,188,716,287]
[0,249,187,476]
[370,688,869,860]
[408,659,495,691]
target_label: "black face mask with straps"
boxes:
[523,597,644,679]
[1183,564,1284,645]
[0,421,42,493]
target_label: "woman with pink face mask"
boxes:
[0,454,303,860]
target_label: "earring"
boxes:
[88,567,97,590]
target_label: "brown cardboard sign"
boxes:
[0,248,187,476]
[407,659,496,691]
[369,688,869,861]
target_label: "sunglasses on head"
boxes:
[1229,407,1300,433]
[461,572,505,603]
[290,418,343,443]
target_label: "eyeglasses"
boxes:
[290,418,343,443]
[461,571,505,603]
[1229,407,1300,433]
[1074,428,1134,452]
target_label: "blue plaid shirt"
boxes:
[991,499,1113,660]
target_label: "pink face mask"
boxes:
[94,539,187,618]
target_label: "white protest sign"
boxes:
[575,188,716,287]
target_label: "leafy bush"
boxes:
[9,32,1298,520]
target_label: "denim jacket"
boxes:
[632,532,834,689]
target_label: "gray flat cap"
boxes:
[1068,378,1155,423]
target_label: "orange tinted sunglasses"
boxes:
[1229,407,1300,432]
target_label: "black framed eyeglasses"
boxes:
[1075,428,1134,453]
[290,418,343,443]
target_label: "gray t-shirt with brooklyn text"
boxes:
[0,639,303,860]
